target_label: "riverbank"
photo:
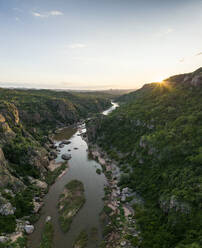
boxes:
[28,121,107,248]
[86,142,141,247]
[3,103,113,247]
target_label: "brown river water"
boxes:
[28,102,118,248]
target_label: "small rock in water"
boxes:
[59,143,65,148]
[46,216,52,222]
[61,154,71,160]
[62,140,71,145]
[74,147,78,150]
[24,225,34,234]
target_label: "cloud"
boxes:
[178,51,202,63]
[32,12,45,17]
[32,10,63,18]
[195,52,202,56]
[156,28,174,37]
[49,11,63,16]
[68,43,87,49]
[164,28,173,34]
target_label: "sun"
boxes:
[153,76,166,83]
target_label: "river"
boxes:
[102,102,119,115]
[28,102,118,248]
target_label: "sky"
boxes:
[0,0,202,90]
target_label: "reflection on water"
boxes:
[29,126,106,248]
[102,102,119,115]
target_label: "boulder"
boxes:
[61,154,71,160]
[33,201,43,213]
[121,195,126,202]
[0,114,5,123]
[62,140,71,145]
[120,240,127,246]
[0,236,9,243]
[24,225,34,234]
[49,144,57,149]
[50,151,57,159]
[45,216,52,222]
[28,177,47,190]
[35,179,47,190]
[0,196,15,215]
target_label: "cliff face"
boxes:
[0,100,49,193]
[19,98,79,129]
[0,102,18,142]
[165,67,202,87]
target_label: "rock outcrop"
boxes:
[0,194,15,215]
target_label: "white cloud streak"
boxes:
[68,43,87,49]
[32,10,63,18]
[178,51,202,63]
[156,28,174,37]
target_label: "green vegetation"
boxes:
[11,187,34,218]
[73,230,88,248]
[87,68,202,248]
[0,215,16,234]
[39,222,54,248]
[90,227,99,242]
[0,186,39,235]
[45,162,67,185]
[58,180,85,232]
[96,168,102,175]
[0,88,111,135]
[0,236,27,248]
[2,134,41,183]
[0,87,111,235]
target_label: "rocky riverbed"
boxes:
[86,143,142,247]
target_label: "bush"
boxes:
[0,215,16,234]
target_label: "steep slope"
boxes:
[87,68,202,248]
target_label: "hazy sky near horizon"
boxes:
[0,0,202,89]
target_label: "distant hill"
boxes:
[67,89,135,98]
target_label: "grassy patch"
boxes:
[39,222,54,248]
[73,230,88,248]
[58,180,85,233]
[90,227,99,242]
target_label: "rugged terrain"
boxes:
[87,68,202,248]
[0,88,111,246]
